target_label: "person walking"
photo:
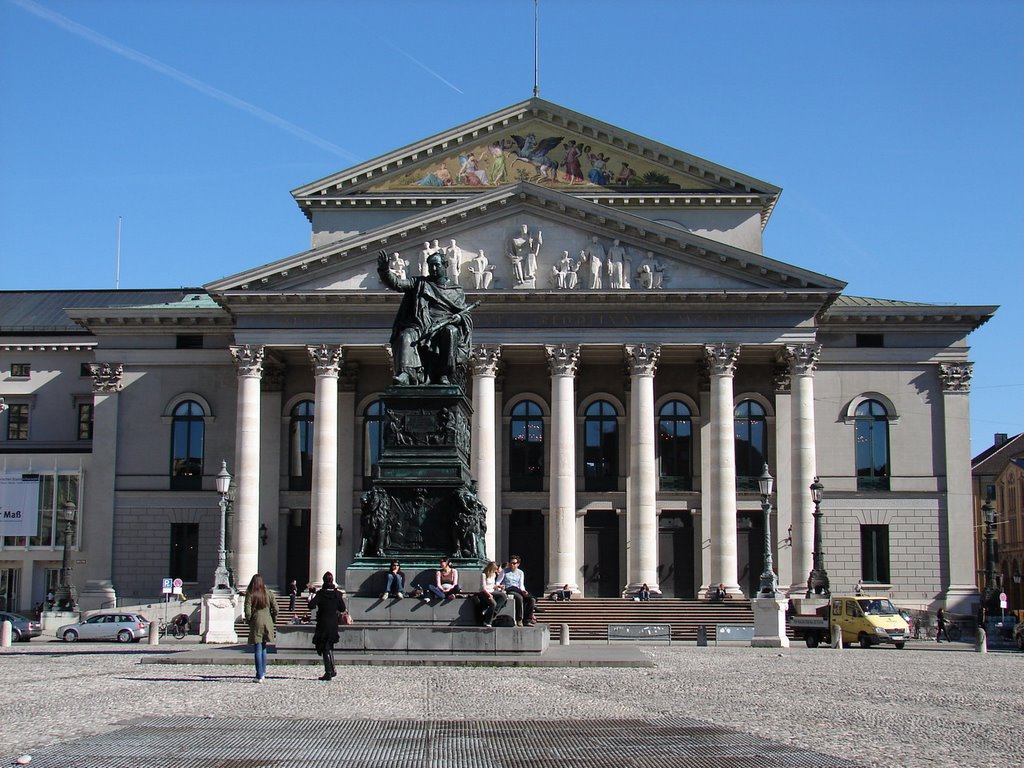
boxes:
[244,574,278,683]
[310,571,346,681]
[936,608,947,643]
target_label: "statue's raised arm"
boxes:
[377,247,474,387]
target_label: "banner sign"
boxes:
[0,474,40,536]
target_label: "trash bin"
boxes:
[696,624,708,647]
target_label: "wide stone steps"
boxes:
[533,598,754,642]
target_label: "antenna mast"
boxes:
[533,0,539,97]
[115,216,122,290]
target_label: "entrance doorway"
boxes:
[736,511,764,598]
[657,511,695,597]
[286,509,311,590]
[508,510,546,593]
[582,510,620,597]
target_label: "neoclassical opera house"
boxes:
[0,98,995,614]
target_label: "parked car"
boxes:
[0,611,42,642]
[57,613,150,643]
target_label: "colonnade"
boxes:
[227,341,823,596]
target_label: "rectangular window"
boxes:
[77,403,94,440]
[855,333,884,348]
[6,404,28,440]
[169,523,199,582]
[2,473,80,548]
[176,334,203,349]
[861,524,890,583]
[10,363,30,377]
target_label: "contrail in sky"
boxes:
[378,37,464,94]
[10,0,360,161]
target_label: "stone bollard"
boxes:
[0,619,11,647]
[831,624,843,650]
[976,626,987,653]
[696,625,708,647]
[560,623,570,646]
[148,621,159,645]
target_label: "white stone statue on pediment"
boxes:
[551,249,579,289]
[607,239,628,289]
[586,236,605,289]
[508,223,541,289]
[387,251,409,281]
[637,251,667,289]
[419,241,431,276]
[467,249,494,289]
[445,239,463,282]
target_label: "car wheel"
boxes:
[1015,633,1024,651]
[63,629,79,642]
[116,629,133,643]
[805,634,819,648]
[858,632,872,649]
[12,628,22,642]
[894,641,905,650]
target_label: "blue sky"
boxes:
[1,0,1021,454]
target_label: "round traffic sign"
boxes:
[173,578,184,588]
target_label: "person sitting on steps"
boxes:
[382,560,405,599]
[425,557,461,604]
[498,554,537,627]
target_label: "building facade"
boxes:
[0,99,995,614]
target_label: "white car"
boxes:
[57,613,150,643]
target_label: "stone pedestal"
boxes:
[75,579,117,612]
[41,610,79,637]
[201,592,239,644]
[751,597,790,648]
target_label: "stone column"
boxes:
[939,363,980,612]
[705,344,741,595]
[230,345,264,592]
[338,363,359,569]
[545,344,581,594]
[471,344,501,560]
[784,344,820,595]
[625,344,661,594]
[698,372,712,595]
[76,364,123,611]
[308,344,342,587]
[771,362,794,592]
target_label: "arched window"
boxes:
[509,400,544,491]
[584,400,618,492]
[170,400,205,491]
[734,400,767,492]
[364,400,385,483]
[289,400,314,491]
[855,399,890,490]
[658,400,693,491]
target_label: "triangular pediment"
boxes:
[291,98,781,225]
[208,184,841,297]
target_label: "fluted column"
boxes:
[545,344,581,593]
[939,363,980,611]
[230,345,264,591]
[784,344,820,595]
[308,344,342,586]
[625,344,661,594]
[338,363,359,568]
[471,344,501,560]
[705,344,741,595]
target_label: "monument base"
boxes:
[751,597,791,648]
[201,592,239,644]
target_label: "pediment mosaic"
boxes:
[366,119,719,193]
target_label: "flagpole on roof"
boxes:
[115,215,122,290]
[533,0,540,98]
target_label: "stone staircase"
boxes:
[533,598,755,642]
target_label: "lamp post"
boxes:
[981,499,999,611]
[55,501,77,610]
[212,461,233,595]
[757,464,779,597]
[806,476,830,597]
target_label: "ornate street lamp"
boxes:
[757,464,779,598]
[806,476,830,597]
[212,461,233,595]
[55,501,78,610]
[981,499,999,611]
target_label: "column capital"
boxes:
[703,343,740,377]
[339,362,360,391]
[307,344,343,377]
[783,343,821,376]
[939,362,973,393]
[88,363,123,393]
[470,344,502,377]
[545,344,581,376]
[625,343,661,376]
[230,345,265,378]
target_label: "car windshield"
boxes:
[857,598,897,616]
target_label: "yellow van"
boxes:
[831,596,908,649]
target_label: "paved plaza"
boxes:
[0,639,1020,767]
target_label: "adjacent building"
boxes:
[0,98,996,615]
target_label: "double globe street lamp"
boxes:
[806,476,831,597]
[212,461,233,595]
[757,464,780,598]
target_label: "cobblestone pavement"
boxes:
[1,639,1021,767]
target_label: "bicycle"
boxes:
[158,614,190,639]
[912,618,961,642]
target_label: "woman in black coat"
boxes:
[310,571,346,681]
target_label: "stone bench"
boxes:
[607,623,672,644]
[715,624,755,644]
[275,624,548,653]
